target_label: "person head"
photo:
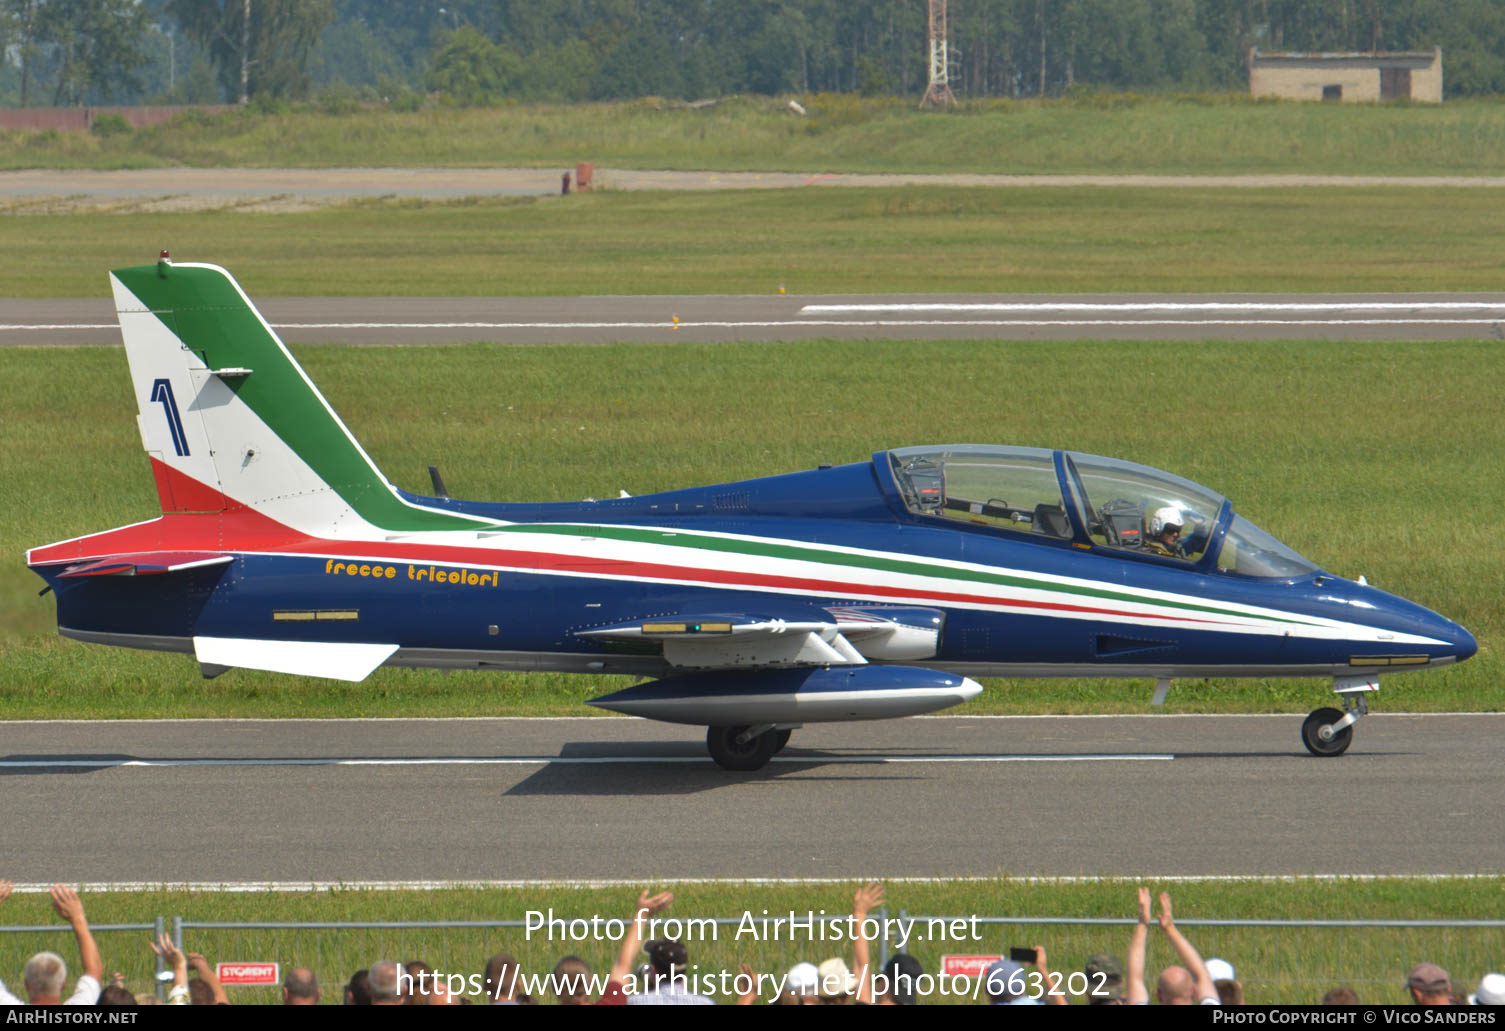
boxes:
[1408,963,1453,1005]
[984,959,1032,1005]
[1156,965,1199,1005]
[816,957,856,1004]
[1084,953,1125,1005]
[283,967,319,1005]
[345,968,372,1005]
[1205,958,1235,983]
[1322,985,1360,1005]
[96,985,136,1006]
[188,978,215,1005]
[484,953,521,1002]
[644,939,688,984]
[551,956,592,1005]
[879,953,923,1005]
[368,960,402,1005]
[402,960,433,1004]
[1149,506,1184,545]
[1471,973,1505,1006]
[23,952,67,1004]
[786,961,817,994]
[1205,957,1243,1005]
[785,961,819,1004]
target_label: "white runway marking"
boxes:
[0,752,1173,769]
[0,324,117,330]
[801,301,1505,313]
[7,317,1505,334]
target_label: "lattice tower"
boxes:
[921,0,957,107]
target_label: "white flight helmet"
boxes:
[1149,506,1184,536]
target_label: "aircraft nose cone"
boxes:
[1450,621,1479,663]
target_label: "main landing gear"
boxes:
[706,725,794,771]
[1300,677,1377,757]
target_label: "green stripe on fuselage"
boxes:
[499,523,1313,626]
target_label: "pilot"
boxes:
[1144,507,1187,558]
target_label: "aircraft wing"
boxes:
[52,552,235,578]
[575,605,943,670]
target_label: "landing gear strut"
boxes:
[1301,679,1374,757]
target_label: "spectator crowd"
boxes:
[0,878,1499,1007]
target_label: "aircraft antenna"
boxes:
[921,0,958,107]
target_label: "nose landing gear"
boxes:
[1301,677,1376,757]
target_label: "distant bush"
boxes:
[167,107,223,129]
[800,92,902,133]
[387,89,424,113]
[89,113,132,137]
[248,94,290,117]
[29,129,59,146]
[317,84,363,116]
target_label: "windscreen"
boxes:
[1216,514,1319,579]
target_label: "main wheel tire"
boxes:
[1301,707,1353,757]
[772,729,793,754]
[707,725,779,771]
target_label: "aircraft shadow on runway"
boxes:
[0,754,139,776]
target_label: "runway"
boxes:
[5,168,1504,213]
[7,293,1505,345]
[3,714,1500,883]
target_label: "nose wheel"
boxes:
[1301,707,1352,756]
[1301,691,1368,757]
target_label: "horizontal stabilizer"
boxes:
[56,552,234,578]
[192,636,398,682]
[576,614,865,670]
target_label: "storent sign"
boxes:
[942,955,1001,979]
[217,962,280,986]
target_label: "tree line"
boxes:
[3,0,1504,108]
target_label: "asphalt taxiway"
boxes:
[3,714,1500,883]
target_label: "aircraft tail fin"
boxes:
[111,256,485,535]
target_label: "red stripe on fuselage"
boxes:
[28,463,1223,626]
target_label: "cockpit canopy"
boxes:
[884,445,1318,579]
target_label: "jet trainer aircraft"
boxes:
[27,257,1477,769]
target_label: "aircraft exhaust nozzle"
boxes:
[586,666,982,726]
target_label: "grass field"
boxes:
[3,338,1497,720]
[7,186,1505,297]
[10,93,1505,176]
[0,878,1499,1005]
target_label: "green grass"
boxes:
[8,186,1505,297]
[0,878,1498,1005]
[10,93,1505,176]
[3,339,1498,719]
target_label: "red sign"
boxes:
[216,962,280,986]
[942,955,1001,979]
